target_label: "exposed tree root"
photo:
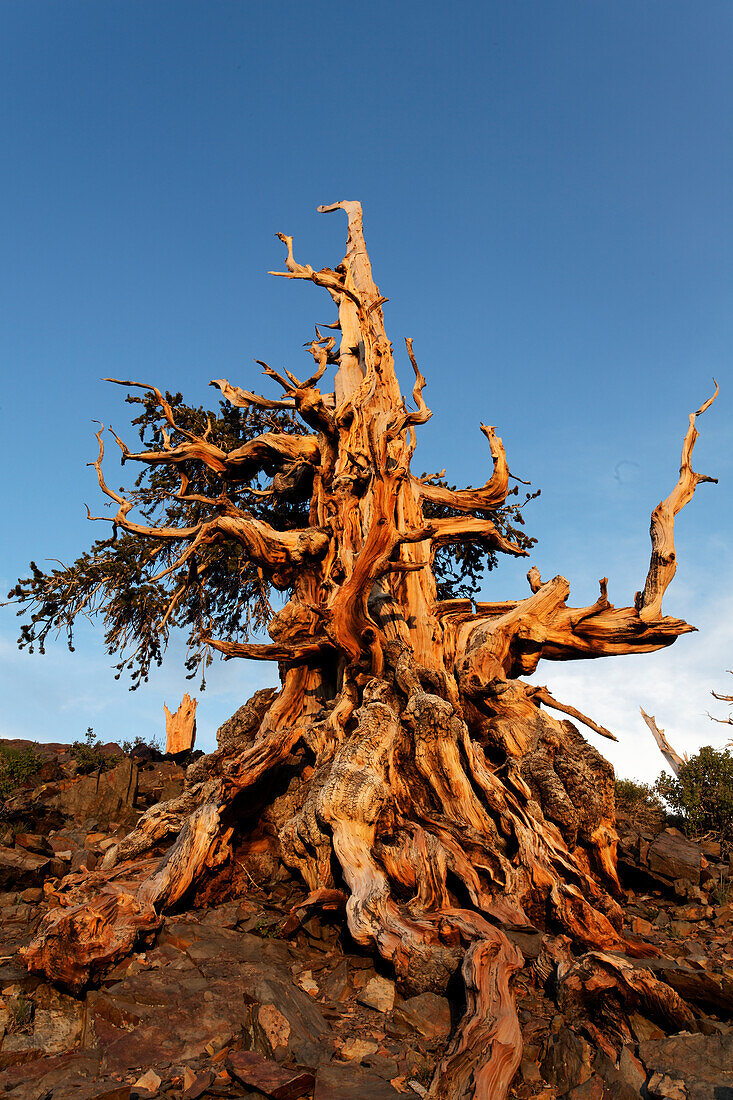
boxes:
[22,647,698,1096]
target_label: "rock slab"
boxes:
[638,1032,733,1100]
[647,829,701,885]
[228,1050,314,1099]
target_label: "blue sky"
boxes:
[1,1,731,778]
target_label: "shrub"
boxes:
[0,745,42,798]
[615,778,664,831]
[655,745,733,848]
[121,734,162,755]
[70,727,118,774]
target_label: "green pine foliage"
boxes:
[7,387,538,688]
[70,727,118,774]
[7,392,305,690]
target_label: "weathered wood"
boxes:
[430,929,523,1100]
[640,708,686,775]
[164,693,197,754]
[637,383,718,621]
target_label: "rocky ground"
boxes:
[1,734,732,1100]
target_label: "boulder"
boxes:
[390,992,452,1043]
[227,1051,314,1099]
[541,1027,592,1094]
[31,983,85,1053]
[357,974,396,1012]
[647,829,701,886]
[52,759,139,828]
[248,972,333,1065]
[135,761,185,805]
[314,1063,403,1099]
[0,845,50,890]
[638,1032,733,1100]
[13,832,52,855]
[181,1070,214,1100]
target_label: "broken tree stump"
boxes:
[164,694,197,754]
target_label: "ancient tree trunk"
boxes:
[22,204,718,1100]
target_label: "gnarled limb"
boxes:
[418,424,511,513]
[637,382,718,620]
[640,708,686,774]
[210,376,297,411]
[429,928,523,1100]
[90,431,329,582]
[449,569,700,688]
[116,428,320,481]
[557,950,698,1034]
[529,685,618,742]
[428,515,530,560]
[204,634,333,663]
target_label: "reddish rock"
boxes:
[181,1069,214,1099]
[19,886,43,903]
[85,831,109,848]
[227,1051,314,1098]
[71,848,98,873]
[638,1032,733,1099]
[314,1063,403,1099]
[13,832,52,855]
[52,759,139,828]
[136,762,185,804]
[49,835,79,854]
[647,829,701,885]
[0,844,50,889]
[540,1027,592,1094]
[564,1079,605,1100]
[390,992,452,1042]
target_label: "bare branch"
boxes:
[108,422,320,484]
[209,378,295,411]
[105,379,201,445]
[89,428,204,542]
[403,338,432,427]
[204,633,333,663]
[707,712,733,726]
[428,515,529,558]
[637,381,719,621]
[640,708,686,775]
[269,231,361,306]
[529,685,618,741]
[711,671,733,704]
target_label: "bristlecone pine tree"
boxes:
[10,203,720,1099]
